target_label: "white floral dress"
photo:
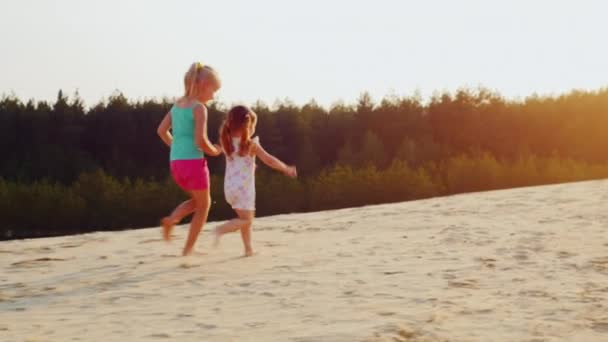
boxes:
[224,137,258,210]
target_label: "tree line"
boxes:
[1,87,607,239]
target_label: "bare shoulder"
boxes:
[174,97,185,107]
[175,97,192,107]
[193,103,208,118]
[250,136,260,156]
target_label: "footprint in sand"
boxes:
[0,293,12,303]
[262,241,285,248]
[591,321,608,333]
[519,289,552,298]
[245,322,266,328]
[557,251,577,259]
[138,238,164,244]
[11,258,69,268]
[179,263,200,269]
[475,257,497,268]
[341,290,357,297]
[589,257,608,273]
[146,333,171,338]
[448,279,479,289]
[23,246,54,254]
[197,323,217,330]
[371,323,422,342]
[513,252,529,261]
[57,242,85,249]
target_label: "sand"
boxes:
[1,180,607,341]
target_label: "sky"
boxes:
[0,0,607,108]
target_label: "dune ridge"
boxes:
[1,180,607,341]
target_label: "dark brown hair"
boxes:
[219,105,257,158]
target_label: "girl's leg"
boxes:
[212,212,249,247]
[182,189,211,256]
[235,209,255,256]
[161,196,196,241]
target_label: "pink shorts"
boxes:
[170,159,210,191]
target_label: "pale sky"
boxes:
[1,0,607,108]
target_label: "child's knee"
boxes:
[193,197,210,210]
[196,202,210,211]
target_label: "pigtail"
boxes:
[238,127,251,157]
[220,119,234,158]
[184,63,196,97]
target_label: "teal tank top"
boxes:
[170,104,205,161]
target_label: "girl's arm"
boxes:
[194,104,222,156]
[250,111,258,136]
[254,140,297,178]
[157,112,173,147]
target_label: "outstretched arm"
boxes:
[157,112,173,147]
[254,141,297,178]
[194,105,222,156]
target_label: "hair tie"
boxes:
[195,62,204,71]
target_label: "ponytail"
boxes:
[239,128,252,157]
[220,120,234,158]
[184,63,197,97]
[184,62,211,98]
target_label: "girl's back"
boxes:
[225,136,258,191]
[170,101,204,161]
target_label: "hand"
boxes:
[213,144,223,156]
[284,165,297,178]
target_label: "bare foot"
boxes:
[161,217,175,242]
[244,249,256,257]
[182,249,207,257]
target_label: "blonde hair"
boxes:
[184,62,220,98]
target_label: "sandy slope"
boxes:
[1,180,607,341]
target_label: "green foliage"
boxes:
[256,169,307,215]
[0,178,85,238]
[360,131,388,168]
[442,153,608,195]
[308,162,439,211]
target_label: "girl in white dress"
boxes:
[214,105,297,256]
